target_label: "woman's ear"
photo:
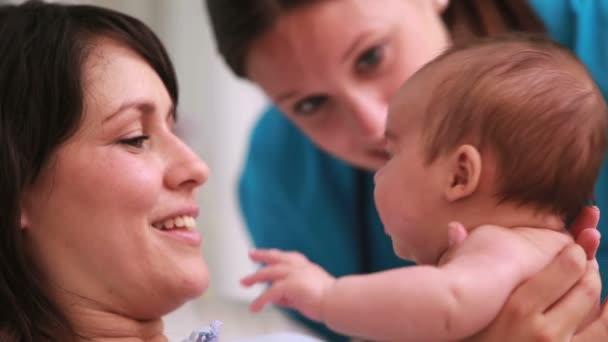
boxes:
[20,207,30,230]
[434,0,450,13]
[444,144,482,202]
[20,197,30,230]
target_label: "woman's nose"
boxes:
[164,136,210,191]
[344,93,387,140]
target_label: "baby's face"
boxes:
[373,76,452,264]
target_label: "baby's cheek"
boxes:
[375,175,396,208]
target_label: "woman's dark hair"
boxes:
[0,1,178,341]
[206,0,546,78]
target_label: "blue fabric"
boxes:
[239,2,608,339]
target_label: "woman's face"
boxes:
[247,0,450,170]
[21,38,210,319]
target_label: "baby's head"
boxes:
[374,34,607,264]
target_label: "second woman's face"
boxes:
[21,38,210,319]
[247,0,450,170]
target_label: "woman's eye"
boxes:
[293,95,327,115]
[356,45,384,72]
[119,135,150,149]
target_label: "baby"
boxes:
[241,35,607,341]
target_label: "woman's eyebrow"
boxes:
[341,30,375,64]
[275,90,299,104]
[103,100,152,124]
[103,100,175,124]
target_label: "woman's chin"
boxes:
[179,260,210,299]
[165,257,209,302]
[156,265,209,316]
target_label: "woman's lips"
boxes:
[152,223,202,247]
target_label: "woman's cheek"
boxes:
[89,154,162,211]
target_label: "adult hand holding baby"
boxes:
[468,206,605,341]
[570,206,602,261]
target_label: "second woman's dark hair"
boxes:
[205,0,546,78]
[0,1,178,341]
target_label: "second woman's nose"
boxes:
[343,91,388,141]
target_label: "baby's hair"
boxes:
[420,34,606,221]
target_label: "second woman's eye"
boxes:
[118,135,150,149]
[293,95,328,116]
[356,45,384,73]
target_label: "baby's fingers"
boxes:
[249,248,308,265]
[249,248,289,264]
[241,265,290,287]
[250,284,285,312]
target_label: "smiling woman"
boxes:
[0,1,209,341]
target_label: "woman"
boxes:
[206,0,608,340]
[0,1,211,340]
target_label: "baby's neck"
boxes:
[464,203,566,232]
[436,204,567,266]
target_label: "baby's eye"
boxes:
[119,135,150,149]
[293,95,327,116]
[356,44,384,73]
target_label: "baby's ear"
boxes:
[444,144,481,202]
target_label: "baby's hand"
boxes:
[241,248,336,321]
[447,221,468,247]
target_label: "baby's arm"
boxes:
[323,226,568,341]
[243,227,568,341]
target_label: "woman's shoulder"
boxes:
[531,0,607,40]
[530,0,608,89]
[529,0,574,45]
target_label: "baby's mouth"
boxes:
[151,215,197,231]
[369,149,390,161]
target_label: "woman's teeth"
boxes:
[152,215,196,230]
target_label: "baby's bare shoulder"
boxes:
[465,224,572,264]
